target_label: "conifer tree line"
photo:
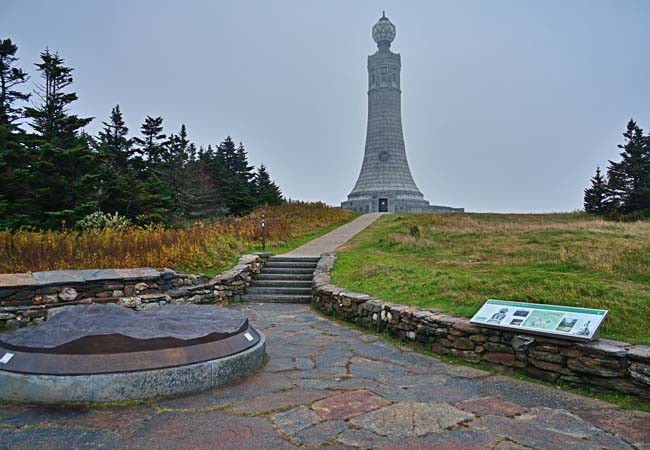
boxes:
[584,119,650,218]
[0,39,284,230]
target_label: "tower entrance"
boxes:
[378,198,388,212]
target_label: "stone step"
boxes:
[255,274,314,281]
[240,294,312,304]
[246,287,312,296]
[260,268,315,275]
[250,280,313,288]
[264,261,318,269]
[269,256,320,263]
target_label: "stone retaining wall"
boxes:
[0,254,268,329]
[313,253,650,400]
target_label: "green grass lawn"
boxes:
[332,213,650,345]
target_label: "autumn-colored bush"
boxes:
[0,202,353,274]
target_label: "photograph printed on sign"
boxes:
[556,317,579,333]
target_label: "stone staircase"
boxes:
[241,256,319,303]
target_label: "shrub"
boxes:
[77,211,132,233]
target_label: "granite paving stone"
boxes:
[477,375,617,410]
[0,403,156,434]
[383,429,498,450]
[155,371,293,410]
[120,410,297,450]
[456,396,526,417]
[336,428,392,448]
[349,402,474,439]
[272,405,321,435]
[292,420,347,447]
[0,302,646,450]
[311,389,389,420]
[571,408,650,449]
[0,426,123,450]
[226,388,330,415]
[513,407,634,449]
[468,414,631,450]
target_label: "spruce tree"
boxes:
[606,119,650,214]
[162,125,195,222]
[95,105,145,218]
[0,38,31,226]
[97,104,132,172]
[206,136,255,215]
[583,166,608,214]
[254,164,284,206]
[184,159,224,221]
[0,38,30,130]
[133,115,166,163]
[22,49,98,228]
[24,49,93,148]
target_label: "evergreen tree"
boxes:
[0,38,30,130]
[234,142,255,184]
[97,104,132,172]
[583,166,608,214]
[133,115,166,163]
[161,124,195,222]
[606,119,650,214]
[206,136,255,215]
[24,49,92,148]
[94,105,145,218]
[254,164,284,206]
[21,49,98,228]
[0,38,30,225]
[183,159,224,221]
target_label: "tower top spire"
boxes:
[372,11,396,50]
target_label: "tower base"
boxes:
[341,191,463,214]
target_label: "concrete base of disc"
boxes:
[0,332,266,404]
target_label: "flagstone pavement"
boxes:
[1,303,648,450]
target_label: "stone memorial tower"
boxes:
[342,13,463,213]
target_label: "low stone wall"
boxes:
[0,254,268,328]
[313,254,650,400]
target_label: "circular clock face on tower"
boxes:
[378,151,390,162]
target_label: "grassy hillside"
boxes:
[0,202,357,276]
[332,213,650,344]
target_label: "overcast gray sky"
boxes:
[3,0,649,212]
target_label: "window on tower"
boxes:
[370,72,375,86]
[391,67,398,84]
[381,66,387,83]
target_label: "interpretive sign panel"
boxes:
[470,299,608,342]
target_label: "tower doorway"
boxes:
[378,198,388,212]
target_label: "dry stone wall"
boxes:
[0,254,268,329]
[312,253,650,400]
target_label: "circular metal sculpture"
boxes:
[0,303,265,403]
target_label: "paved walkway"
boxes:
[283,213,381,256]
[1,303,648,450]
